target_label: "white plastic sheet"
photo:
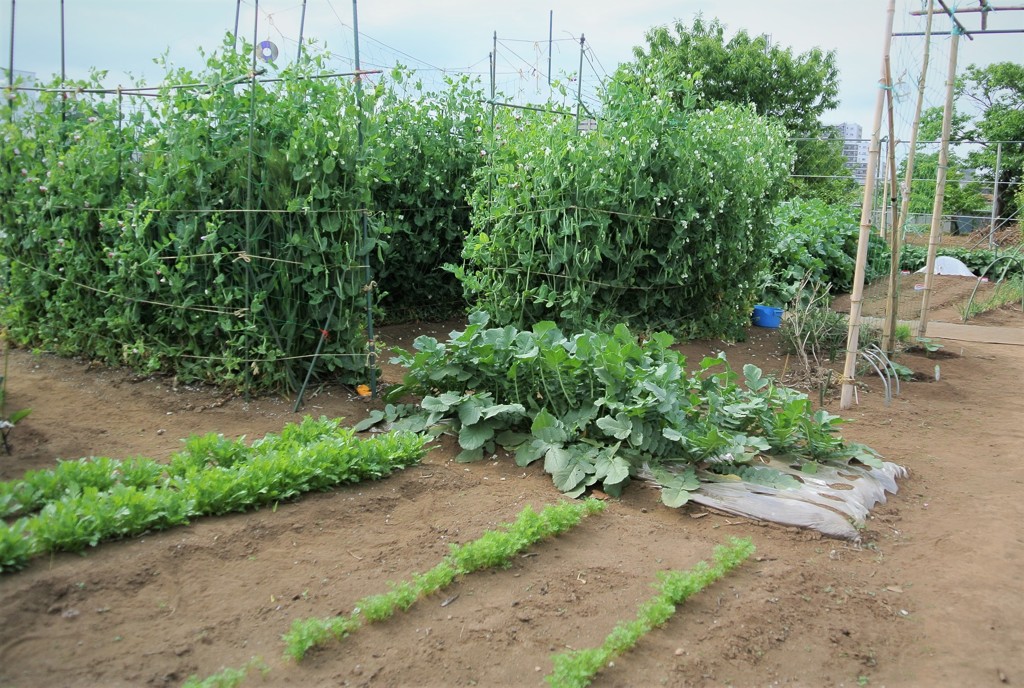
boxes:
[915,255,976,276]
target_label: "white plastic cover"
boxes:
[915,256,976,276]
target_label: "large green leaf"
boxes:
[594,448,631,486]
[657,468,701,508]
[596,412,632,440]
[458,422,495,451]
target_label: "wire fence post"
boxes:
[242,0,260,398]
[989,141,1002,248]
[297,0,308,63]
[232,0,242,52]
[59,0,66,127]
[351,0,377,398]
[6,0,14,122]
[575,34,585,131]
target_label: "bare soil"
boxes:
[2,293,1023,688]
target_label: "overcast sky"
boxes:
[2,1,1021,133]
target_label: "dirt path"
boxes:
[1,304,1022,687]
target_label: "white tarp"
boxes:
[916,255,976,276]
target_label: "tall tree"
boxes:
[957,62,1024,220]
[621,15,839,133]
[618,15,840,199]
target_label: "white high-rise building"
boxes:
[830,122,870,183]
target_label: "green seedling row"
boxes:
[282,498,606,661]
[182,658,268,688]
[0,418,426,573]
[546,537,755,688]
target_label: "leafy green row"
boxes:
[369,312,880,506]
[0,416,351,518]
[282,498,606,661]
[546,537,755,688]
[0,455,164,519]
[0,420,426,573]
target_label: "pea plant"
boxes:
[454,73,793,340]
[363,312,881,507]
[0,38,485,392]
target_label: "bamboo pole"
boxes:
[917,27,962,338]
[840,0,897,410]
[883,0,936,353]
[881,55,902,353]
[878,151,890,239]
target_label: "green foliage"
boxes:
[901,150,987,216]
[0,417,426,573]
[0,456,166,518]
[621,15,839,135]
[368,70,486,321]
[0,40,481,391]
[377,313,880,502]
[282,499,605,660]
[761,199,889,307]
[457,75,792,339]
[966,275,1024,319]
[618,14,839,205]
[957,62,1024,219]
[789,133,860,204]
[0,416,348,518]
[545,537,755,688]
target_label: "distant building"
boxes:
[829,122,870,184]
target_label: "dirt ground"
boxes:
[1,285,1022,688]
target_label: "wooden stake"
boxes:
[840,0,897,410]
[883,0,936,353]
[917,27,962,338]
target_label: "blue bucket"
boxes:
[751,305,784,328]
